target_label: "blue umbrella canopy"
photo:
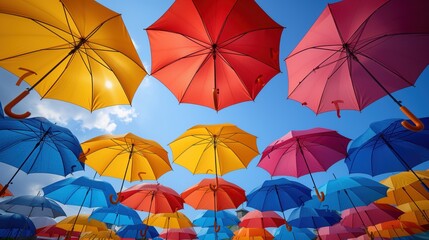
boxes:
[346,117,429,176]
[193,210,240,227]
[89,203,141,226]
[0,212,36,238]
[0,195,66,218]
[42,176,116,208]
[274,226,315,240]
[0,117,84,196]
[116,223,159,239]
[287,206,341,229]
[197,225,234,240]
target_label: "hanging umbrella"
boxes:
[198,226,234,240]
[397,200,429,227]
[159,227,197,240]
[116,223,159,240]
[36,224,80,239]
[193,210,240,227]
[233,227,274,240]
[274,226,315,240]
[0,184,12,197]
[0,212,36,238]
[0,117,84,196]
[144,211,193,229]
[367,220,425,239]
[239,210,285,228]
[56,214,108,233]
[318,223,366,240]
[346,118,429,188]
[0,195,66,218]
[80,132,172,204]
[0,0,146,118]
[341,203,404,228]
[80,229,120,240]
[257,128,350,201]
[89,203,141,226]
[285,0,429,131]
[146,0,283,111]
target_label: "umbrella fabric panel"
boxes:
[0,195,66,218]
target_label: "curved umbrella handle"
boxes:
[16,67,37,86]
[213,222,220,232]
[315,187,325,202]
[4,90,31,119]
[400,106,424,132]
[285,221,292,231]
[109,193,122,204]
[331,100,344,118]
[138,172,146,181]
[209,183,218,191]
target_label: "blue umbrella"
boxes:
[0,101,4,118]
[89,203,141,226]
[0,195,66,218]
[0,212,36,238]
[0,117,84,196]
[193,210,240,227]
[274,226,315,240]
[197,226,234,240]
[117,223,159,239]
[346,118,429,189]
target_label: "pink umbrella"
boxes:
[285,0,429,131]
[257,128,350,201]
[159,227,196,240]
[239,210,286,228]
[318,223,366,240]
[341,203,404,228]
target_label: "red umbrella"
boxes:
[0,184,12,197]
[159,227,196,240]
[285,0,429,131]
[239,210,286,228]
[257,128,350,201]
[36,224,80,239]
[146,0,283,111]
[318,223,366,240]
[341,203,404,228]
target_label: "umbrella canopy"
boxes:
[0,0,146,118]
[0,184,12,197]
[233,227,274,240]
[159,227,197,240]
[145,211,193,229]
[120,182,184,213]
[287,206,342,229]
[367,220,425,238]
[56,214,108,233]
[346,118,429,180]
[198,226,234,240]
[146,0,283,111]
[116,223,159,239]
[274,226,315,240]
[36,224,80,239]
[80,229,120,240]
[341,203,404,228]
[0,195,66,218]
[0,212,36,238]
[0,117,84,196]
[285,0,429,131]
[257,128,350,201]
[239,210,285,228]
[318,223,365,240]
[29,216,57,229]
[193,210,240,227]
[89,203,142,226]
[80,132,172,203]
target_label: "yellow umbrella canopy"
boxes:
[80,229,120,240]
[397,200,429,212]
[0,0,146,118]
[170,123,259,176]
[398,200,429,226]
[56,214,108,233]
[145,211,193,229]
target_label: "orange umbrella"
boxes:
[233,227,274,240]
[367,220,424,239]
[0,184,12,197]
[398,200,429,228]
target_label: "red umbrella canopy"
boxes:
[147,0,283,111]
[318,223,366,240]
[181,178,246,210]
[120,183,184,213]
[341,203,404,228]
[239,210,286,228]
[159,228,196,240]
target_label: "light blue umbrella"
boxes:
[116,223,159,239]
[0,195,66,218]
[274,226,315,240]
[198,226,234,240]
[193,210,240,227]
[0,212,36,238]
[89,203,141,226]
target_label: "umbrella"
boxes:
[318,223,365,240]
[0,195,66,218]
[198,226,234,240]
[29,216,57,229]
[89,203,142,226]
[145,211,193,229]
[56,214,108,233]
[257,128,350,201]
[36,224,80,239]
[0,184,12,197]
[146,0,283,111]
[274,226,315,240]
[0,0,146,118]
[367,220,425,239]
[159,227,197,240]
[246,178,312,230]
[239,210,285,228]
[80,132,172,204]
[233,227,274,240]
[341,203,404,228]
[346,118,429,188]
[116,223,159,239]
[285,0,429,131]
[193,210,240,227]
[80,229,120,240]
[0,212,36,238]
[397,200,429,227]
[0,116,84,196]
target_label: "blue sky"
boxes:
[1,0,429,232]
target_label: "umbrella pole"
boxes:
[381,136,429,192]
[403,188,429,222]
[110,144,134,204]
[274,185,292,231]
[297,139,325,201]
[66,187,90,240]
[141,193,155,239]
[0,129,50,196]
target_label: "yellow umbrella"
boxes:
[0,0,146,118]
[398,200,429,227]
[56,214,108,233]
[144,211,193,229]
[80,229,120,240]
[80,133,172,203]
[397,200,429,212]
[233,227,274,240]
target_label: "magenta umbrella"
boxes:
[257,128,350,201]
[318,223,366,240]
[285,0,429,131]
[341,203,404,228]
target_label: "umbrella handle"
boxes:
[138,172,147,181]
[209,183,218,191]
[16,67,37,86]
[78,148,90,162]
[213,222,220,232]
[331,100,344,118]
[212,88,219,111]
[109,193,122,204]
[285,221,292,231]
[4,90,31,119]
[315,188,325,202]
[400,106,424,131]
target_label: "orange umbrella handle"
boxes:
[285,221,292,231]
[4,90,31,119]
[315,187,325,202]
[16,67,37,86]
[109,193,122,204]
[400,106,424,131]
[331,100,344,118]
[212,88,219,111]
[209,183,218,191]
[213,222,220,232]
[138,172,146,181]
